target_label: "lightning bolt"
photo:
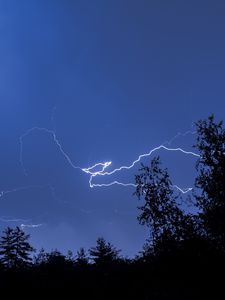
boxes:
[83,145,199,177]
[81,145,199,193]
[18,127,200,194]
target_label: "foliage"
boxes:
[76,247,89,266]
[134,157,187,248]
[89,237,121,265]
[0,226,34,268]
[194,115,225,249]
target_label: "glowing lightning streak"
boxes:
[19,127,200,195]
[171,185,193,194]
[92,181,136,188]
[83,145,199,176]
[82,146,200,193]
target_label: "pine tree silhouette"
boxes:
[76,247,89,266]
[0,226,34,268]
[89,237,120,265]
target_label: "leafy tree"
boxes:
[89,237,120,265]
[0,226,34,268]
[135,157,186,250]
[194,115,225,249]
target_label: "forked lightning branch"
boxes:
[18,127,199,194]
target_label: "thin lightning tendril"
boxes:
[163,127,196,146]
[0,184,55,199]
[0,217,30,223]
[19,127,81,176]
[0,216,43,230]
[20,223,43,229]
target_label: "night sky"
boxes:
[0,0,225,257]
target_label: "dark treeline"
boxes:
[0,115,224,297]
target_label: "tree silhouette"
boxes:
[46,249,67,267]
[194,115,225,249]
[134,157,186,252]
[76,247,89,266]
[34,247,48,266]
[0,226,34,268]
[66,250,74,263]
[0,227,16,268]
[89,237,120,265]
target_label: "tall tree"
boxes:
[194,115,225,249]
[0,226,34,268]
[89,237,120,265]
[134,157,187,252]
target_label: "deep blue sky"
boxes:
[0,0,225,256]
